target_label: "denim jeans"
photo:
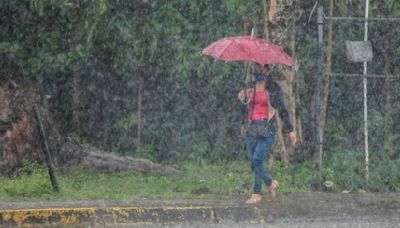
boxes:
[245,129,276,194]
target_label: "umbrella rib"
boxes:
[215,39,235,59]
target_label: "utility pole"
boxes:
[317,6,324,170]
[363,0,370,181]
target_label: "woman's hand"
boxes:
[238,89,246,102]
[289,131,297,145]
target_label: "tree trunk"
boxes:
[268,0,298,164]
[381,9,394,159]
[295,75,302,144]
[274,70,296,164]
[72,70,80,135]
[383,40,393,159]
[240,8,252,138]
[252,0,259,36]
[268,0,277,23]
[291,0,321,162]
[63,138,180,176]
[262,0,270,40]
[242,9,252,85]
[318,0,334,166]
[137,73,144,148]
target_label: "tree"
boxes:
[265,0,298,164]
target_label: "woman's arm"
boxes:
[268,82,297,145]
[268,83,293,133]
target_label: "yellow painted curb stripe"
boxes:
[0,206,216,226]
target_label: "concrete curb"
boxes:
[0,204,263,227]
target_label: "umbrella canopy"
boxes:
[202,35,294,66]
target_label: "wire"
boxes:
[324,16,400,22]
[326,73,400,78]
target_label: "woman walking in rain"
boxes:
[238,64,297,204]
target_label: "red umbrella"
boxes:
[202,35,294,66]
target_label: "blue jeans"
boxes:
[245,130,276,194]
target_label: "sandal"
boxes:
[268,180,279,198]
[245,194,262,204]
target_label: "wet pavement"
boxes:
[136,220,400,228]
[1,192,400,227]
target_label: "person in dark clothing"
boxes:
[238,64,297,204]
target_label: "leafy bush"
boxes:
[323,149,366,191]
[368,159,400,192]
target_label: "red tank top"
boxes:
[247,91,269,121]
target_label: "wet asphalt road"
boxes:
[113,192,400,228]
[135,221,400,228]
[129,217,400,228]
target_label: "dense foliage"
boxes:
[1,0,399,171]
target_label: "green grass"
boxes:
[1,156,399,201]
[0,160,306,201]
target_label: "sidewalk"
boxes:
[1,193,400,227]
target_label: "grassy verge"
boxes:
[1,154,399,201]
[0,160,312,201]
